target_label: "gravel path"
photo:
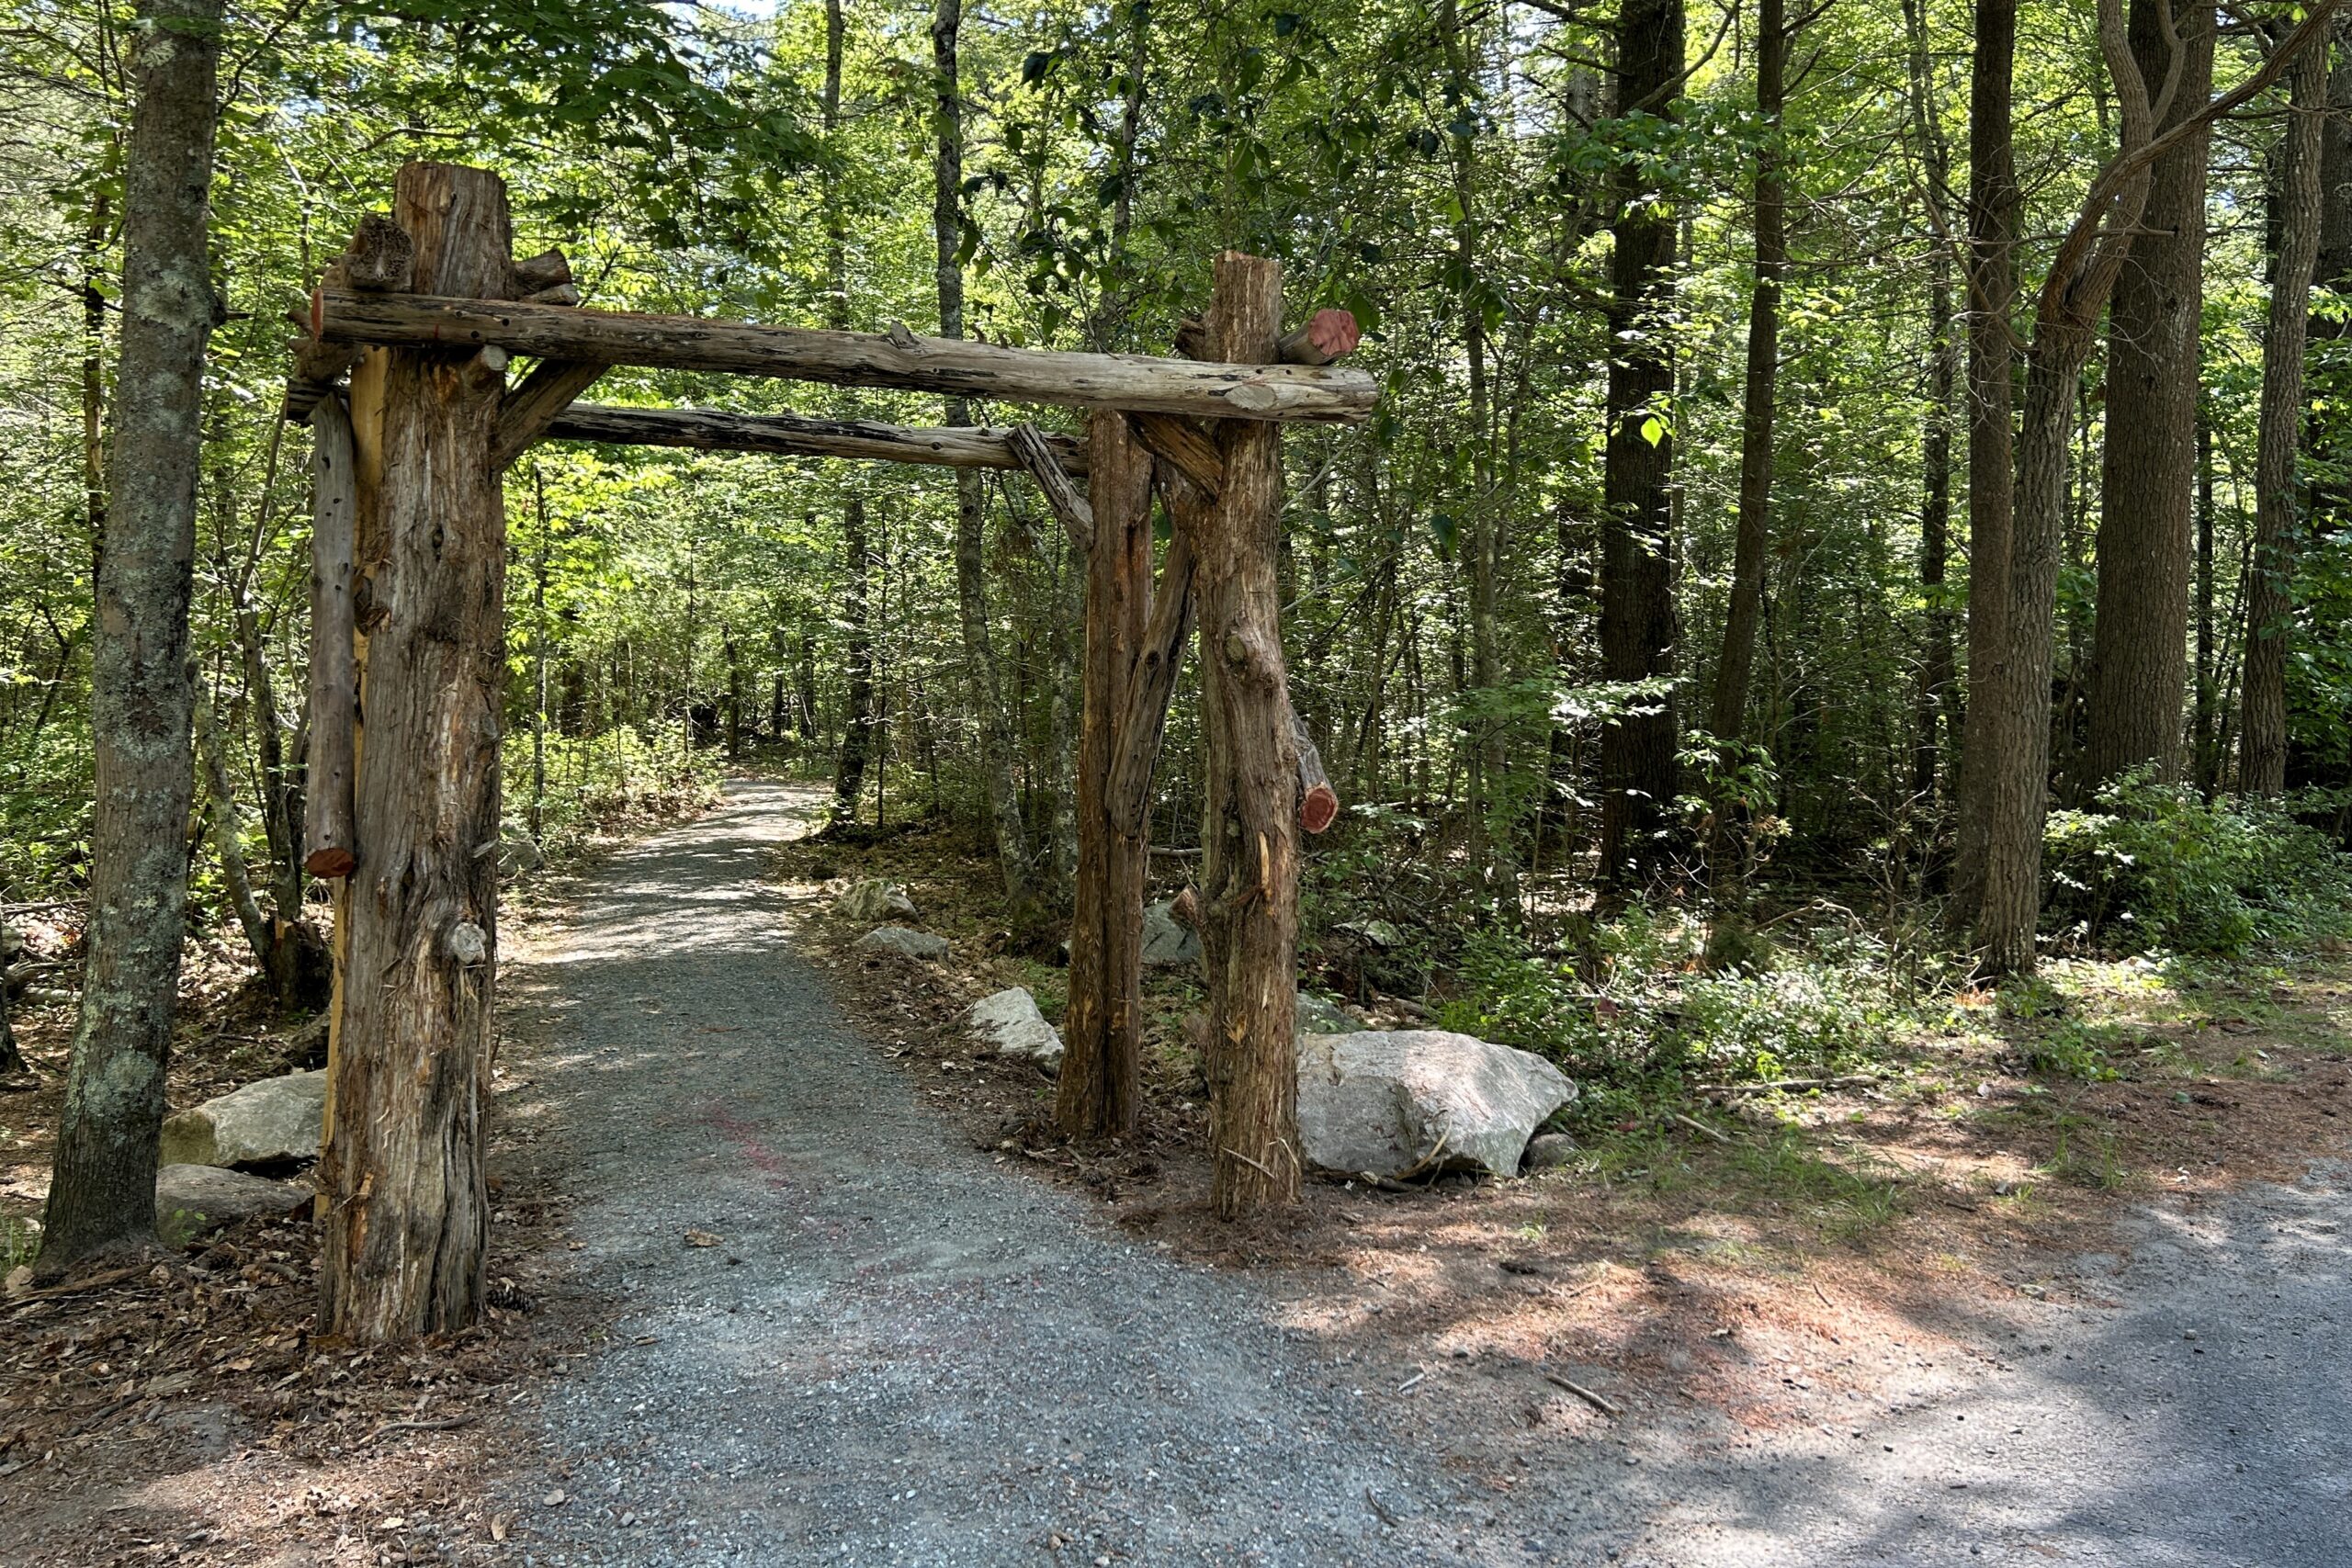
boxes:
[498,778,2352,1567]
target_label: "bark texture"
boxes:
[1055,413,1152,1138]
[2242,39,2328,795]
[303,392,358,878]
[315,163,512,1339]
[1193,254,1302,1217]
[1950,0,2019,926]
[1598,0,1685,893]
[40,0,221,1272]
[2083,0,2216,789]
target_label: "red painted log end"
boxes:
[1300,784,1340,835]
[305,846,356,879]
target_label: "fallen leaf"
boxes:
[491,1515,510,1542]
[684,1229,722,1247]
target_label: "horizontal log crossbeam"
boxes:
[547,403,1088,474]
[311,288,1375,424]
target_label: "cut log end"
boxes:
[1278,309,1361,367]
[304,847,356,879]
[1300,784,1340,836]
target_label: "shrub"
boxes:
[2043,774,2352,956]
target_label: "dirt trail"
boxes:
[495,778,2352,1568]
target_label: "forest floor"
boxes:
[0,773,2347,1565]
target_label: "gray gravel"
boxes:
[498,779,2352,1567]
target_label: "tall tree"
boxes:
[933,0,1033,912]
[1597,0,1686,893]
[1902,0,1959,804]
[40,0,222,1271]
[1706,0,1789,886]
[2242,27,2330,795]
[824,0,875,817]
[2082,1,2217,788]
[1949,0,2019,927]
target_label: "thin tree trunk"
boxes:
[40,0,220,1274]
[933,0,1033,911]
[1951,0,2020,928]
[1707,0,1788,889]
[2083,1,2215,787]
[2191,411,2219,794]
[194,676,273,970]
[2242,37,2328,795]
[1902,0,1958,806]
[1597,0,1686,895]
[824,0,874,818]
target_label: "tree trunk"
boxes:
[2083,1,2216,788]
[1597,0,1685,894]
[1193,254,1302,1218]
[1949,0,2020,927]
[2242,38,2328,795]
[1055,413,1152,1139]
[1901,0,1957,805]
[40,0,221,1274]
[822,0,874,818]
[1707,0,1788,886]
[933,0,1033,913]
[315,163,513,1340]
[194,677,273,970]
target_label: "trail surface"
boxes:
[500,779,2352,1567]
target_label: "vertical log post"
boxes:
[302,392,358,879]
[1194,253,1303,1217]
[1055,412,1153,1137]
[316,163,514,1340]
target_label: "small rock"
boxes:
[1521,1132,1580,1171]
[835,879,918,922]
[967,987,1064,1070]
[1296,990,1359,1037]
[155,1164,311,1244]
[159,1069,327,1168]
[855,926,948,961]
[497,820,545,878]
[1141,901,1202,968]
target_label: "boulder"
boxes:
[498,819,546,878]
[1296,990,1358,1036]
[159,1069,327,1168]
[1521,1132,1580,1171]
[1296,1030,1576,1180]
[855,925,949,961]
[967,987,1063,1069]
[836,879,919,922]
[155,1165,311,1245]
[1140,900,1201,967]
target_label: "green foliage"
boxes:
[2043,775,2352,956]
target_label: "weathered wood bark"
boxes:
[1597,0,1685,895]
[1106,529,1196,836]
[304,393,358,879]
[1194,253,1303,1218]
[2083,1,2215,789]
[1706,0,1788,887]
[1007,423,1097,548]
[1055,413,1152,1139]
[933,0,1032,915]
[1949,0,2020,928]
[1127,412,1224,497]
[491,358,606,473]
[2243,36,2329,795]
[553,404,1088,474]
[40,0,221,1273]
[312,289,1378,424]
[316,163,513,1339]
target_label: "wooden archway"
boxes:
[288,164,1372,1340]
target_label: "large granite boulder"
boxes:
[1140,901,1201,967]
[855,925,948,961]
[159,1069,326,1169]
[967,987,1063,1070]
[836,879,919,922]
[155,1165,311,1245]
[1296,1030,1575,1179]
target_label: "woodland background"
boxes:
[6,0,2352,1105]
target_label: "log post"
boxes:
[1054,412,1152,1138]
[316,163,512,1341]
[1104,529,1196,836]
[302,391,358,879]
[1194,253,1304,1217]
